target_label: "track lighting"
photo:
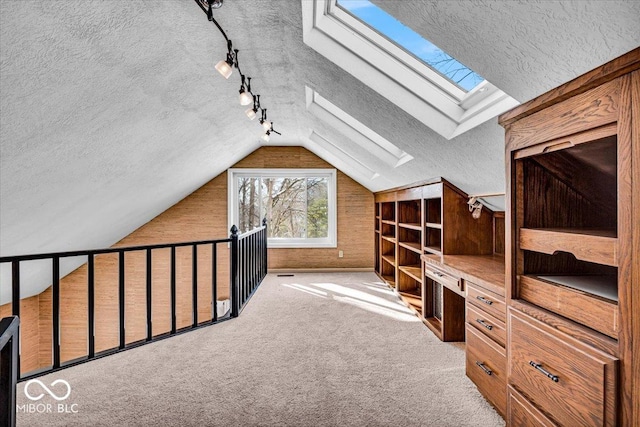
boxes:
[245,107,257,120]
[195,0,281,138]
[245,94,260,120]
[467,197,483,220]
[215,59,233,79]
[239,76,253,106]
[260,109,271,131]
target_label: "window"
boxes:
[228,169,337,248]
[337,0,483,92]
[301,0,519,139]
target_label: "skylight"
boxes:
[337,0,483,91]
[301,0,519,139]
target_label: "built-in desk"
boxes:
[421,253,507,417]
[420,254,505,343]
[422,254,505,296]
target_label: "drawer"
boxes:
[466,282,506,322]
[508,386,557,427]
[466,324,506,417]
[424,263,463,296]
[508,309,618,426]
[466,303,506,348]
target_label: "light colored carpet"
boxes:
[16,272,504,426]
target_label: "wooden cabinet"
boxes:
[507,386,557,427]
[499,48,640,426]
[374,178,495,324]
[466,324,507,417]
[509,310,617,426]
[465,277,507,416]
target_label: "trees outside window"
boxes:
[230,169,336,248]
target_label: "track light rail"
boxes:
[193,0,281,139]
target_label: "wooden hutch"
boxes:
[374,48,639,424]
[499,48,639,426]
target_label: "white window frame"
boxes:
[301,0,520,139]
[228,168,337,248]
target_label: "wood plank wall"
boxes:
[0,146,374,374]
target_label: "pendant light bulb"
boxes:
[215,60,232,79]
[245,107,257,120]
[261,120,271,131]
[261,131,271,142]
[239,90,253,106]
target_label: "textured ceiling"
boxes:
[1,0,639,301]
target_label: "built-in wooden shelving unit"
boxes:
[499,48,640,426]
[374,178,497,331]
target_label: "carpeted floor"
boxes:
[16,272,504,426]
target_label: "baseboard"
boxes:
[268,267,374,274]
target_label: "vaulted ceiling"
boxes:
[1,0,639,302]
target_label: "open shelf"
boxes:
[399,222,421,230]
[399,265,422,282]
[381,235,396,243]
[533,275,617,302]
[519,228,617,267]
[425,222,442,229]
[399,241,421,254]
[381,255,396,265]
[424,245,442,256]
[381,220,396,225]
[398,200,421,225]
[515,132,620,338]
[381,202,396,222]
[425,198,442,225]
[381,274,395,284]
[399,287,423,315]
[425,227,442,254]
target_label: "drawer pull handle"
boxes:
[476,319,493,330]
[529,361,559,382]
[476,296,493,305]
[475,361,492,376]
[431,271,444,278]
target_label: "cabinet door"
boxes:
[509,309,618,426]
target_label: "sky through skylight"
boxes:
[337,0,484,91]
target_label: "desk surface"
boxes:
[422,254,506,297]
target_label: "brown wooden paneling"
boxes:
[506,80,620,152]
[493,213,505,256]
[38,288,52,369]
[519,228,618,267]
[629,69,640,427]
[59,262,88,363]
[0,294,41,374]
[618,69,637,427]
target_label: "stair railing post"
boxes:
[262,218,268,278]
[230,225,240,318]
